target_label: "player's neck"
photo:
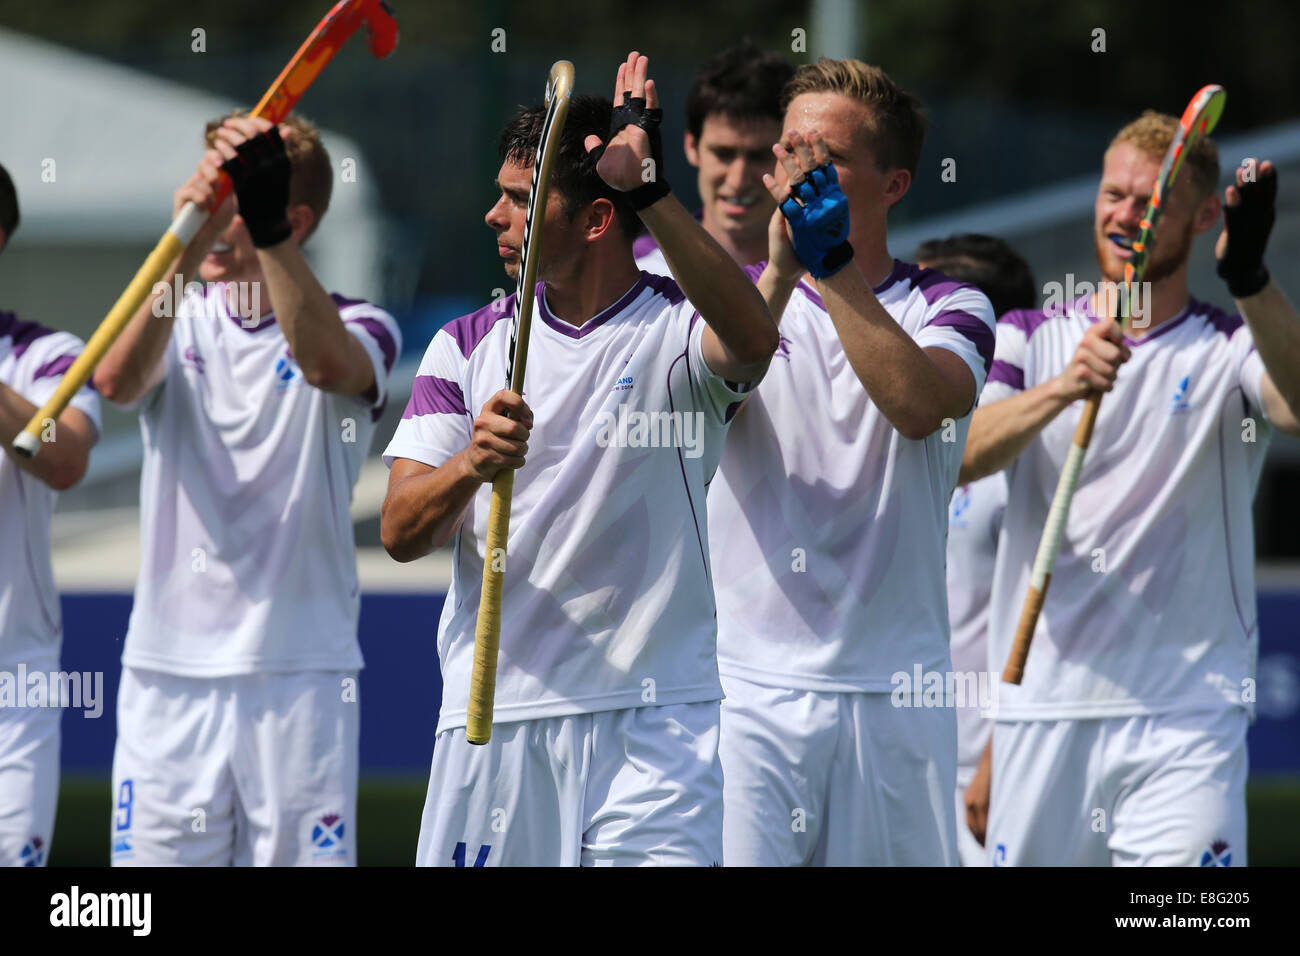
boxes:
[543,251,643,329]
[701,215,767,268]
[856,242,898,290]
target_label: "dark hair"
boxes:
[0,162,19,245]
[498,94,640,241]
[913,233,1037,318]
[687,41,794,140]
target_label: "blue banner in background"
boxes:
[58,593,445,772]
[57,591,1300,773]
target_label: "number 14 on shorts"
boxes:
[452,841,491,867]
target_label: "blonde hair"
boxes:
[206,111,333,237]
[1108,110,1219,199]
[782,58,927,175]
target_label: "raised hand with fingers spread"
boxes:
[586,52,671,210]
[762,128,852,279]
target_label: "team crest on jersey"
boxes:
[19,836,45,866]
[775,333,792,362]
[1170,375,1192,413]
[1200,840,1232,866]
[274,350,303,391]
[182,345,206,373]
[310,813,347,858]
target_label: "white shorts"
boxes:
[986,706,1248,866]
[417,701,723,866]
[0,702,60,866]
[718,673,958,866]
[111,666,359,866]
[954,786,987,867]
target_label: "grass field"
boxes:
[46,773,1300,866]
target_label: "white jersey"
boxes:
[0,313,101,671]
[384,273,757,732]
[710,261,996,690]
[982,295,1270,719]
[121,283,401,676]
[945,472,1006,785]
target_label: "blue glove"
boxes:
[779,162,853,279]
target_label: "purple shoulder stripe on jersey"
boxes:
[926,309,995,372]
[345,317,399,372]
[1197,299,1245,338]
[444,297,513,359]
[331,293,368,310]
[404,375,469,418]
[987,359,1025,390]
[1000,307,1055,340]
[743,261,765,284]
[0,311,56,358]
[642,271,686,306]
[632,231,660,259]
[33,353,78,381]
[901,262,968,305]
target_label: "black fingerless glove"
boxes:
[1217,162,1276,299]
[221,130,293,248]
[610,92,670,210]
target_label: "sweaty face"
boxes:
[687,114,783,245]
[485,159,584,283]
[781,91,908,244]
[1094,141,1205,285]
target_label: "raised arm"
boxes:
[212,117,376,398]
[94,155,232,405]
[1216,160,1300,436]
[760,129,973,440]
[586,52,778,381]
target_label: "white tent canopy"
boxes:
[0,27,384,302]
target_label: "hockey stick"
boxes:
[466,60,575,745]
[1002,84,1226,684]
[10,0,398,458]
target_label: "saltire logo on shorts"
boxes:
[1170,374,1192,413]
[311,813,347,858]
[19,836,45,866]
[1200,840,1231,867]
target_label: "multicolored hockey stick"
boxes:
[11,0,398,458]
[1002,84,1227,684]
[466,61,575,745]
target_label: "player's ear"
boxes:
[288,204,316,244]
[585,198,619,242]
[684,132,700,168]
[884,168,911,208]
[1193,189,1221,235]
